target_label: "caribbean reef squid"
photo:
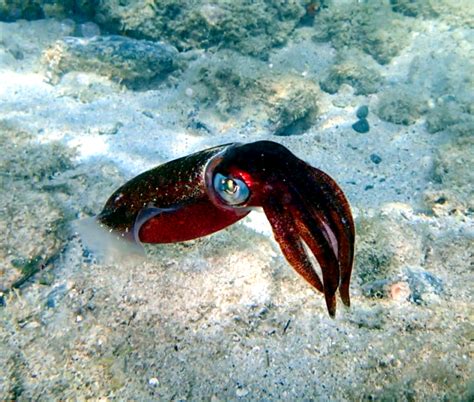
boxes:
[92,141,354,317]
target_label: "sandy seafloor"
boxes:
[0,1,473,400]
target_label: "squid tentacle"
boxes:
[299,166,354,306]
[284,194,340,317]
[264,161,354,315]
[263,200,325,294]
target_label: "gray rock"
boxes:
[405,267,444,304]
[356,105,369,119]
[352,118,370,133]
[43,35,181,89]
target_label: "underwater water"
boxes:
[0,0,472,400]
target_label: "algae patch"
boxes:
[0,121,124,291]
[390,0,474,28]
[375,85,429,126]
[268,77,320,136]
[424,136,474,216]
[313,3,413,64]
[189,51,321,135]
[95,0,305,58]
[376,47,473,129]
[0,124,74,291]
[319,52,383,96]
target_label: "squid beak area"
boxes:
[262,165,354,317]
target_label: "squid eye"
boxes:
[213,173,250,205]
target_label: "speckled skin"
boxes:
[98,144,248,242]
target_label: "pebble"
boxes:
[356,105,369,119]
[98,122,123,135]
[236,387,249,397]
[148,377,159,387]
[352,118,370,133]
[370,153,382,164]
[0,293,5,307]
[390,281,411,301]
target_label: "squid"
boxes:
[95,141,354,316]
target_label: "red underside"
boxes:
[138,200,249,243]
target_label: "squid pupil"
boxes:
[223,179,237,194]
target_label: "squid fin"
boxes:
[132,205,176,244]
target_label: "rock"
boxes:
[43,35,180,89]
[320,57,383,95]
[361,268,443,305]
[407,50,474,136]
[0,0,60,20]
[356,105,369,119]
[236,386,250,397]
[190,51,267,116]
[98,122,123,136]
[404,267,444,304]
[269,78,320,136]
[379,48,473,130]
[352,119,370,133]
[148,377,159,387]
